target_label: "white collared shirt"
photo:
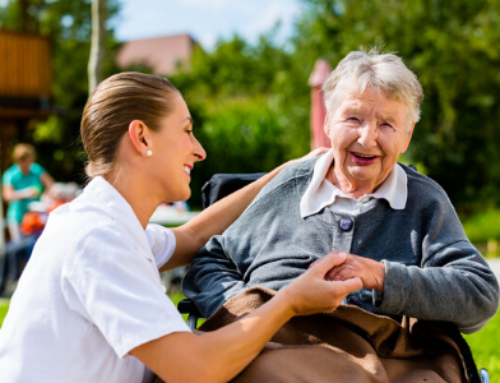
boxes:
[0,176,190,383]
[300,149,408,218]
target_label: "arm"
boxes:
[166,148,328,270]
[131,253,363,383]
[40,172,55,191]
[2,184,38,202]
[182,236,248,318]
[325,201,499,333]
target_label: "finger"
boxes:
[331,277,363,296]
[308,257,326,269]
[310,252,348,276]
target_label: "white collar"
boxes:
[300,149,408,218]
[82,176,152,256]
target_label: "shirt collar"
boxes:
[82,176,152,254]
[300,149,408,218]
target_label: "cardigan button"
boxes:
[339,217,353,231]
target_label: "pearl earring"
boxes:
[146,150,153,157]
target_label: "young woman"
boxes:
[0,72,362,383]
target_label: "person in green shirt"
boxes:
[2,144,54,242]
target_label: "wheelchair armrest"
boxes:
[177,299,202,316]
[178,299,204,330]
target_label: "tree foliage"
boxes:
[291,0,500,210]
[0,0,120,182]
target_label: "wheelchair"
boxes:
[178,172,491,383]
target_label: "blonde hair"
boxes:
[322,49,424,130]
[81,72,180,178]
[13,143,36,163]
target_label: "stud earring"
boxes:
[146,150,153,157]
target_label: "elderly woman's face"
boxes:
[325,88,414,192]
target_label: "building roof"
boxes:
[116,34,196,75]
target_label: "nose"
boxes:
[192,136,207,162]
[357,122,378,148]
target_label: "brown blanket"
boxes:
[156,287,480,383]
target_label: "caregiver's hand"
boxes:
[312,251,385,292]
[280,252,363,316]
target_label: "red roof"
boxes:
[116,34,196,75]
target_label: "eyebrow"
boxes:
[182,116,194,125]
[343,108,397,124]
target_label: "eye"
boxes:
[381,122,393,129]
[185,128,193,134]
[347,117,360,123]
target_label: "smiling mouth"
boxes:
[352,152,378,160]
[184,166,191,175]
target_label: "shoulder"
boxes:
[251,157,318,204]
[30,162,46,175]
[399,163,451,205]
[2,165,19,184]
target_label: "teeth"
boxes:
[184,166,191,175]
[355,153,375,158]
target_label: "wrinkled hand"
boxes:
[279,252,363,317]
[310,251,385,292]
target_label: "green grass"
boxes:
[465,310,500,379]
[0,299,9,327]
[462,208,500,244]
[1,294,499,378]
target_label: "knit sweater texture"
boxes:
[183,158,499,333]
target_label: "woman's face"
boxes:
[325,87,414,193]
[148,94,206,202]
[18,157,34,175]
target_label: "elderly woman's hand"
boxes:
[311,251,386,292]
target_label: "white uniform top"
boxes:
[0,176,191,383]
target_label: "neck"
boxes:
[327,166,382,199]
[104,166,160,229]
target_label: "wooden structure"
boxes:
[0,29,52,170]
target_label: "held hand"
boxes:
[318,251,385,292]
[279,252,363,317]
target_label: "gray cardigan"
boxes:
[183,158,499,333]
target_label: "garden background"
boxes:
[2,0,500,379]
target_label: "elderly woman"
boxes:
[184,50,499,334]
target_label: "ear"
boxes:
[400,122,415,154]
[323,110,332,137]
[127,120,152,156]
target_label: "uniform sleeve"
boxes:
[61,224,190,359]
[145,224,176,269]
[2,168,13,186]
[30,162,46,177]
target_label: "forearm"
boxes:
[380,252,499,333]
[182,243,248,317]
[195,291,294,382]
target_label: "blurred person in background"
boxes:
[2,144,54,242]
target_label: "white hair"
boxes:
[322,49,424,130]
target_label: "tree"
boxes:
[288,0,500,211]
[88,0,106,95]
[0,0,120,183]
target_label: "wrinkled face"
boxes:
[148,94,206,202]
[325,88,414,192]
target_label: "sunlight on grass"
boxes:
[0,299,9,327]
[464,310,500,380]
